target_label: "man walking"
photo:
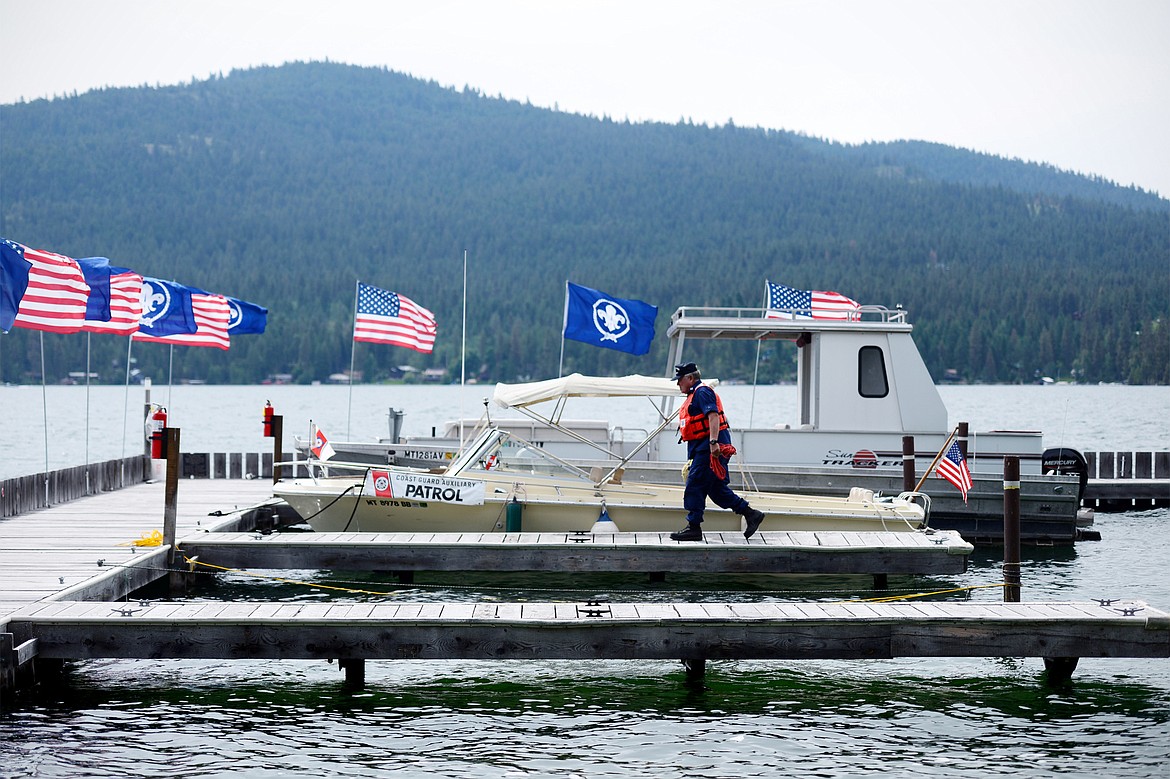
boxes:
[670,362,766,542]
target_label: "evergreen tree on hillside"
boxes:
[1,62,1167,385]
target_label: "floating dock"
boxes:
[178,528,973,576]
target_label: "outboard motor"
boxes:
[1042,447,1089,501]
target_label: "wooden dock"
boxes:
[1083,450,1170,510]
[4,598,1167,686]
[2,477,1168,700]
[177,528,973,576]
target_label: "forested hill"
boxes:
[1,61,1166,386]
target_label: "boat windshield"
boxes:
[444,426,507,477]
[443,424,601,483]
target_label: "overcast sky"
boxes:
[3,0,1167,197]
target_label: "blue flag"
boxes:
[226,296,268,334]
[1,238,32,332]
[136,277,197,337]
[77,257,114,322]
[563,281,657,356]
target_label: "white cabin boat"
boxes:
[298,305,1091,544]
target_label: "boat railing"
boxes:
[669,305,908,324]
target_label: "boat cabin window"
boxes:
[858,345,889,398]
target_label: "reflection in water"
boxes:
[11,659,1170,778]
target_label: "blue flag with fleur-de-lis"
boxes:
[562,281,657,355]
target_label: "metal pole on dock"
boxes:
[143,379,152,458]
[902,436,915,492]
[1004,456,1021,602]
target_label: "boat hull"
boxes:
[275,472,927,535]
[604,461,1087,544]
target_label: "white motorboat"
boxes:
[276,419,931,535]
[296,304,1092,543]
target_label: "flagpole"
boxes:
[558,281,568,378]
[914,425,960,492]
[40,332,49,504]
[121,336,132,477]
[85,333,91,484]
[460,250,468,448]
[167,344,174,410]
[748,279,767,425]
[347,279,359,438]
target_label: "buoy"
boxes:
[591,506,619,534]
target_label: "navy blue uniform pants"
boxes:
[684,446,749,524]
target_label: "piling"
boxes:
[902,435,915,492]
[271,415,283,485]
[1003,456,1021,603]
[957,421,969,460]
[163,427,183,594]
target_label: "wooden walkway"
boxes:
[178,528,973,575]
[0,479,278,618]
[5,597,1167,666]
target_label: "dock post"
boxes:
[682,658,706,680]
[957,422,969,460]
[164,427,184,595]
[1003,456,1021,603]
[271,415,283,485]
[339,658,366,689]
[902,436,915,492]
[0,632,14,706]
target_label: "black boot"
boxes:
[670,523,703,542]
[743,508,766,539]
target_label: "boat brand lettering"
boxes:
[851,449,878,469]
[364,471,485,505]
[821,449,902,468]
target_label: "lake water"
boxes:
[2,382,1167,480]
[2,384,1169,778]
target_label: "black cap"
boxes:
[673,362,698,379]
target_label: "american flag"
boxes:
[135,289,231,350]
[4,240,90,333]
[353,282,436,353]
[83,270,144,335]
[764,280,860,321]
[935,440,974,504]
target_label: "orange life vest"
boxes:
[678,387,729,441]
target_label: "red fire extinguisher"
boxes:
[262,401,274,438]
[150,406,168,460]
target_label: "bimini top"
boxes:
[493,373,714,409]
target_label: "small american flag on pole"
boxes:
[764,280,860,321]
[353,282,437,354]
[5,240,91,333]
[935,440,974,504]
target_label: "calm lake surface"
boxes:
[2,384,1169,778]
